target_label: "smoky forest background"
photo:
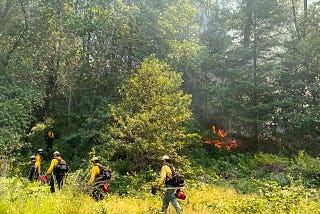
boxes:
[1,0,320,181]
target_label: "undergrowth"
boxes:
[1,150,320,213]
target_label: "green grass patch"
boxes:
[1,174,320,214]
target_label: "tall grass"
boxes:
[2,152,320,213]
[1,175,320,214]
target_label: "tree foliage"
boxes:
[107,56,193,172]
[1,0,320,172]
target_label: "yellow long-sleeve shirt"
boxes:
[48,130,54,139]
[88,164,101,184]
[35,154,41,174]
[46,158,59,174]
[158,165,172,186]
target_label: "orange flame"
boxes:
[224,138,238,150]
[202,124,239,150]
[203,140,213,145]
[212,125,216,133]
[213,140,222,148]
[217,128,226,138]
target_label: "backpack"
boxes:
[96,165,112,181]
[53,158,69,176]
[166,164,185,187]
[27,164,38,181]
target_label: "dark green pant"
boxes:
[49,175,64,193]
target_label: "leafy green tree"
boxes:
[193,0,232,123]
[158,0,209,123]
[0,0,44,156]
[53,0,140,164]
[126,0,171,60]
[277,19,320,142]
[202,0,291,139]
[107,56,193,172]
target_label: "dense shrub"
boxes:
[289,150,320,187]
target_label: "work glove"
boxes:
[151,185,157,195]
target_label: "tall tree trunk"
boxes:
[243,0,253,49]
[44,0,64,117]
[66,86,72,130]
[303,0,307,37]
[252,1,258,138]
[291,0,301,40]
[243,0,258,137]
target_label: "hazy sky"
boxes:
[308,0,317,5]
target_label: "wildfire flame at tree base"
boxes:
[203,125,239,150]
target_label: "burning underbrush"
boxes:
[203,125,240,150]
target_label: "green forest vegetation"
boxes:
[1,0,320,213]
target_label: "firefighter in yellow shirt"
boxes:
[35,148,43,176]
[45,151,67,193]
[44,127,54,152]
[157,155,182,214]
[87,156,104,201]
